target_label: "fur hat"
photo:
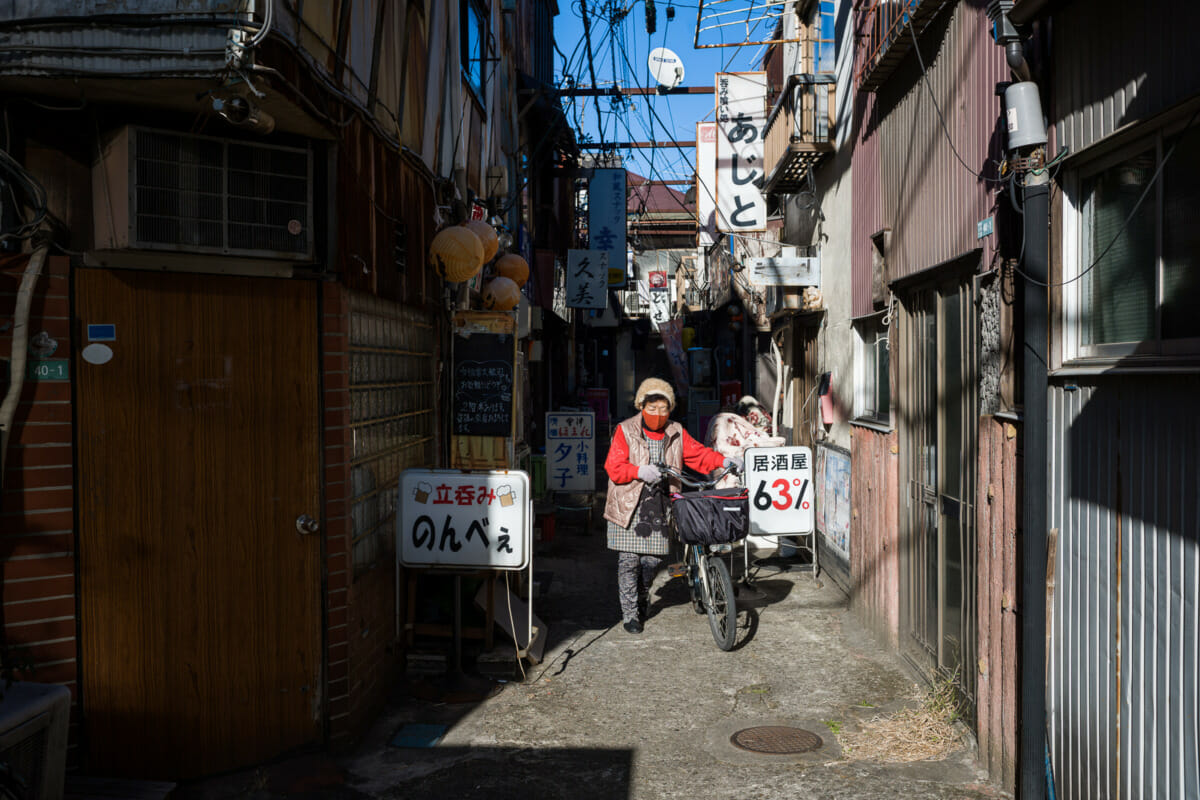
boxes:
[635,377,675,411]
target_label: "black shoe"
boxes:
[623,619,643,634]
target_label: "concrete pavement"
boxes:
[179,506,1010,800]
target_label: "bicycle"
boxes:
[655,463,748,651]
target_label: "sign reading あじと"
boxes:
[398,470,530,570]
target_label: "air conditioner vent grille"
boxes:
[125,128,312,259]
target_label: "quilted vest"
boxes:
[604,414,684,529]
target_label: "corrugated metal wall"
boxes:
[1047,377,1200,800]
[877,1,1005,280]
[1052,0,1200,156]
[976,415,1020,794]
[851,88,882,318]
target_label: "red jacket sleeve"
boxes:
[604,425,641,484]
[681,428,727,474]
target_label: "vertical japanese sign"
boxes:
[648,268,671,330]
[567,249,608,309]
[588,168,627,287]
[660,319,690,398]
[745,446,814,535]
[398,470,531,569]
[696,122,718,247]
[545,412,595,492]
[715,72,767,232]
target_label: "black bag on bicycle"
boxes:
[671,488,749,545]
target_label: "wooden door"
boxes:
[75,269,322,780]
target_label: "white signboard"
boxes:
[545,411,595,492]
[716,72,767,232]
[696,122,718,247]
[587,168,627,287]
[567,249,608,309]
[745,446,814,534]
[398,470,531,570]
[747,256,821,286]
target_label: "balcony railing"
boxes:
[762,74,836,195]
[855,0,951,91]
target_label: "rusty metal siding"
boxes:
[1052,0,1200,156]
[1047,377,1200,800]
[850,426,900,648]
[851,88,882,318]
[877,1,1005,281]
[976,415,1020,794]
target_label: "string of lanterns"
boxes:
[428,216,528,311]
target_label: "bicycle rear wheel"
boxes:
[703,554,737,650]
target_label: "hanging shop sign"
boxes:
[744,446,815,535]
[648,269,671,329]
[545,411,595,492]
[566,249,609,309]
[398,470,531,570]
[715,72,767,233]
[696,122,718,247]
[588,168,627,287]
[746,255,821,286]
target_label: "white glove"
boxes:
[723,456,744,473]
[637,464,662,483]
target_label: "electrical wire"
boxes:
[906,18,1006,185]
[1011,104,1200,289]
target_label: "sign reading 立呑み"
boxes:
[715,72,767,233]
[398,470,531,570]
[745,446,814,535]
[545,412,595,492]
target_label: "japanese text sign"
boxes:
[545,411,595,492]
[696,122,718,247]
[398,470,531,570]
[567,249,609,310]
[716,72,767,232]
[745,446,814,534]
[588,168,627,287]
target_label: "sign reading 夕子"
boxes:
[715,72,767,233]
[398,470,531,570]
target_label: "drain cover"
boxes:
[730,725,823,754]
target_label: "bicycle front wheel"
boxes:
[703,555,737,650]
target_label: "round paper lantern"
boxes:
[429,226,483,282]
[463,219,499,263]
[494,253,529,288]
[482,276,521,311]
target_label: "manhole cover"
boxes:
[730,725,823,754]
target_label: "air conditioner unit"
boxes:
[93,126,314,260]
[0,682,70,800]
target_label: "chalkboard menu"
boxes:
[453,330,515,436]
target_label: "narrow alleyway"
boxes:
[181,503,1008,800]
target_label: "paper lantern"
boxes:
[494,253,529,288]
[482,276,521,311]
[429,226,483,282]
[463,219,499,263]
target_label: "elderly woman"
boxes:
[603,378,742,633]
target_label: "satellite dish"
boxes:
[648,47,685,90]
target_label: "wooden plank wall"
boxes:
[975,415,1020,793]
[849,426,899,649]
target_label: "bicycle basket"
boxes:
[671,488,749,545]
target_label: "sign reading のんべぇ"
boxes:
[545,412,595,492]
[398,470,531,570]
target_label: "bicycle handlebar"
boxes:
[654,462,739,491]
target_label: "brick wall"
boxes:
[0,253,80,759]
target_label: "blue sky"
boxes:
[554,1,773,183]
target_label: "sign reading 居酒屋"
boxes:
[545,412,595,492]
[398,470,531,570]
[744,446,814,535]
